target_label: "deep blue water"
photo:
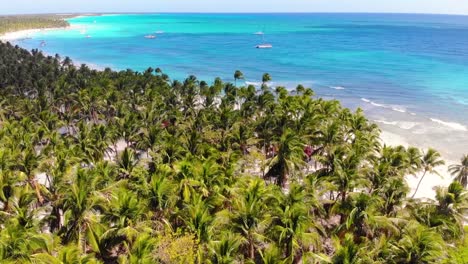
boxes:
[14,13,468,158]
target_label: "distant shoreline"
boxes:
[1,12,468,17]
[0,14,98,41]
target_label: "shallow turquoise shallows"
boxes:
[15,13,468,159]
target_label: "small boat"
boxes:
[40,40,46,47]
[85,35,92,38]
[255,33,272,49]
[144,35,156,39]
[256,44,273,49]
[254,31,264,35]
[154,30,164,34]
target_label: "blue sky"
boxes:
[2,0,468,15]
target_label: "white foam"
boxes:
[361,98,386,108]
[374,120,397,126]
[374,120,418,130]
[330,86,345,90]
[245,81,262,86]
[391,107,406,113]
[370,101,385,107]
[430,118,467,131]
[398,121,418,130]
[361,98,409,114]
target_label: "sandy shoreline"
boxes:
[0,25,85,41]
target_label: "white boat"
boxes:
[154,30,164,34]
[40,40,46,47]
[85,35,92,38]
[145,35,156,39]
[256,44,272,49]
[255,33,272,49]
[254,31,264,35]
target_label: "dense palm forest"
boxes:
[0,41,467,263]
[0,15,70,35]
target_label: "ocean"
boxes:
[14,13,468,160]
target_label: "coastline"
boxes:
[1,14,460,200]
[0,13,95,42]
[0,25,83,41]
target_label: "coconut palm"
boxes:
[262,73,271,85]
[331,233,361,264]
[180,194,214,244]
[411,148,445,198]
[449,154,468,188]
[234,70,244,87]
[209,232,244,264]
[391,221,445,263]
[265,129,305,188]
[60,169,104,252]
[269,184,322,262]
[229,178,272,260]
[117,148,139,179]
[15,147,45,205]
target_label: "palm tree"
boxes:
[331,233,361,264]
[16,147,45,205]
[209,232,244,264]
[411,148,445,198]
[265,130,305,188]
[229,178,272,260]
[180,194,214,244]
[117,147,139,179]
[147,173,176,218]
[103,188,147,231]
[234,70,244,87]
[269,184,322,263]
[391,221,445,263]
[262,73,271,86]
[449,154,468,188]
[124,233,157,264]
[336,193,395,243]
[60,169,103,252]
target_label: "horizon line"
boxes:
[2,11,468,17]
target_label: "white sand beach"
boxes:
[0,25,83,41]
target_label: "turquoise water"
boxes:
[15,13,468,158]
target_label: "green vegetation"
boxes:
[0,41,466,263]
[0,15,70,35]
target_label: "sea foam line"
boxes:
[430,118,467,131]
[361,98,407,113]
[330,86,345,90]
[374,119,418,130]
